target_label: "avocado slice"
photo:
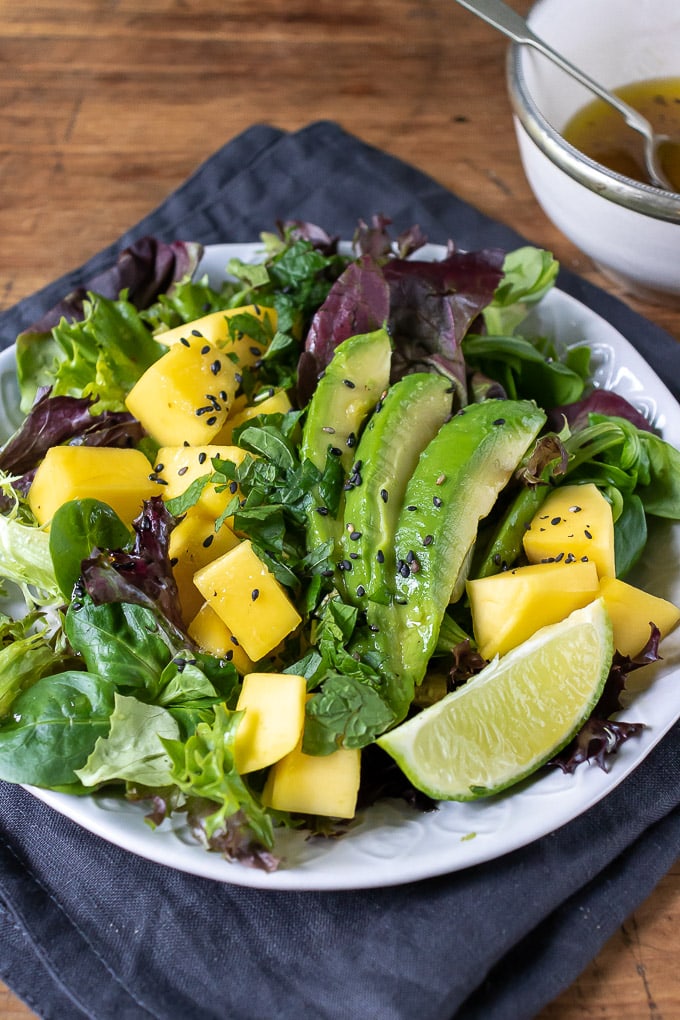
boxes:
[339,372,454,605]
[363,398,546,707]
[300,327,391,554]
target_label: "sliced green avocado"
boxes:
[300,327,391,554]
[339,372,454,605]
[364,398,547,705]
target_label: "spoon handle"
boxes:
[454,0,656,148]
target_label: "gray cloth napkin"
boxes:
[0,120,679,1020]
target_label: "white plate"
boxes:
[3,243,680,891]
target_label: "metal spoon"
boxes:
[455,0,675,192]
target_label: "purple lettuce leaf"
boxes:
[276,220,340,255]
[353,214,428,260]
[550,625,660,773]
[383,249,505,396]
[547,389,656,435]
[0,390,144,475]
[22,237,203,336]
[297,255,391,404]
[79,496,184,634]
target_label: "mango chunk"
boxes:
[523,482,616,578]
[467,559,600,659]
[28,446,158,527]
[599,576,680,657]
[125,335,239,446]
[169,512,240,623]
[153,304,276,368]
[193,539,302,661]
[233,672,307,774]
[263,740,361,819]
[156,444,246,520]
[188,602,254,674]
[215,388,293,444]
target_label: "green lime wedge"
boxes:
[377,599,613,800]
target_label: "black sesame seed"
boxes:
[350,530,362,540]
[584,529,593,539]
[170,556,179,567]
[316,506,329,516]
[206,416,217,426]
[550,516,561,526]
[229,481,238,494]
[356,585,366,596]
[569,505,582,513]
[380,488,388,503]
[343,378,356,388]
[399,561,410,578]
[180,336,191,347]
[339,559,352,572]
[251,588,260,601]
[376,550,385,563]
[433,496,443,508]
[423,534,434,546]
[225,650,234,661]
[178,465,189,476]
[210,359,221,375]
[231,635,240,646]
[202,535,214,548]
[346,431,356,448]
[249,346,262,357]
[154,462,164,472]
[329,446,342,457]
[406,504,417,512]
[369,624,380,632]
[493,418,506,426]
[349,552,359,560]
[201,344,211,354]
[198,452,207,464]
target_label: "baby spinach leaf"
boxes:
[65,597,177,696]
[0,670,115,786]
[49,498,131,599]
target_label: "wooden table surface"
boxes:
[0,0,678,1016]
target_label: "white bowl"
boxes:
[507,0,680,304]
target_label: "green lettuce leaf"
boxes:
[76,693,180,788]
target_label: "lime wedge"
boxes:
[377,599,613,800]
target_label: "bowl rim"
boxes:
[506,31,680,224]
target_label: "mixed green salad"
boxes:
[0,218,679,871]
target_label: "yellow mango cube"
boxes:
[156,444,246,520]
[233,672,307,774]
[214,388,293,444]
[599,576,680,657]
[467,559,600,659]
[28,446,159,527]
[125,335,239,447]
[523,482,616,578]
[262,740,361,819]
[169,512,240,623]
[193,539,302,661]
[153,304,276,369]
[188,602,254,674]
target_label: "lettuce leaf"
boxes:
[76,693,180,788]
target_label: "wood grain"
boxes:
[0,1,678,1016]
